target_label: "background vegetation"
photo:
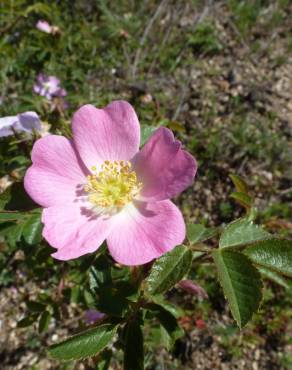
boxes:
[0,0,291,369]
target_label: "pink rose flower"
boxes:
[24,101,197,265]
[36,20,59,35]
[33,74,67,100]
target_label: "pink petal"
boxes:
[72,101,140,170]
[36,20,52,34]
[24,135,88,207]
[43,203,113,260]
[107,200,185,266]
[133,127,197,201]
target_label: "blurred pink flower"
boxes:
[24,101,197,265]
[36,20,59,35]
[178,279,208,300]
[0,112,41,137]
[33,74,67,100]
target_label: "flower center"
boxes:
[84,160,142,210]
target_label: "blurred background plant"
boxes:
[0,0,291,369]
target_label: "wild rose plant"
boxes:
[24,101,197,265]
[1,100,291,367]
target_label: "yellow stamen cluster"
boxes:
[84,160,142,210]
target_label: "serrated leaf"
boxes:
[212,250,262,328]
[230,191,252,208]
[187,223,217,244]
[39,311,51,333]
[229,174,249,194]
[48,324,117,360]
[219,218,271,249]
[5,222,24,247]
[147,303,184,349]
[244,239,292,278]
[124,319,144,370]
[23,213,43,245]
[257,266,289,289]
[145,246,193,295]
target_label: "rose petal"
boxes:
[24,135,88,207]
[133,127,197,201]
[43,203,113,260]
[107,200,185,265]
[72,101,140,170]
[36,20,52,34]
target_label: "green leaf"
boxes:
[23,213,43,245]
[147,303,184,349]
[145,245,193,295]
[96,349,112,370]
[17,314,39,328]
[124,319,144,370]
[39,311,51,333]
[229,174,249,194]
[212,249,262,328]
[257,266,289,289]
[230,191,253,208]
[95,281,138,317]
[140,125,159,146]
[187,223,217,244]
[48,324,117,360]
[4,222,24,247]
[27,300,46,312]
[0,182,37,211]
[244,239,292,278]
[151,295,184,318]
[219,218,271,249]
[0,211,25,221]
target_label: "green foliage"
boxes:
[219,218,271,249]
[212,249,262,328]
[145,245,193,295]
[48,324,118,361]
[230,191,253,209]
[124,319,144,370]
[89,258,139,317]
[38,310,51,333]
[229,174,249,194]
[23,212,42,245]
[245,239,292,278]
[146,303,184,349]
[187,22,223,55]
[140,125,160,147]
[228,0,263,35]
[257,266,289,289]
[0,182,37,211]
[187,223,217,244]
